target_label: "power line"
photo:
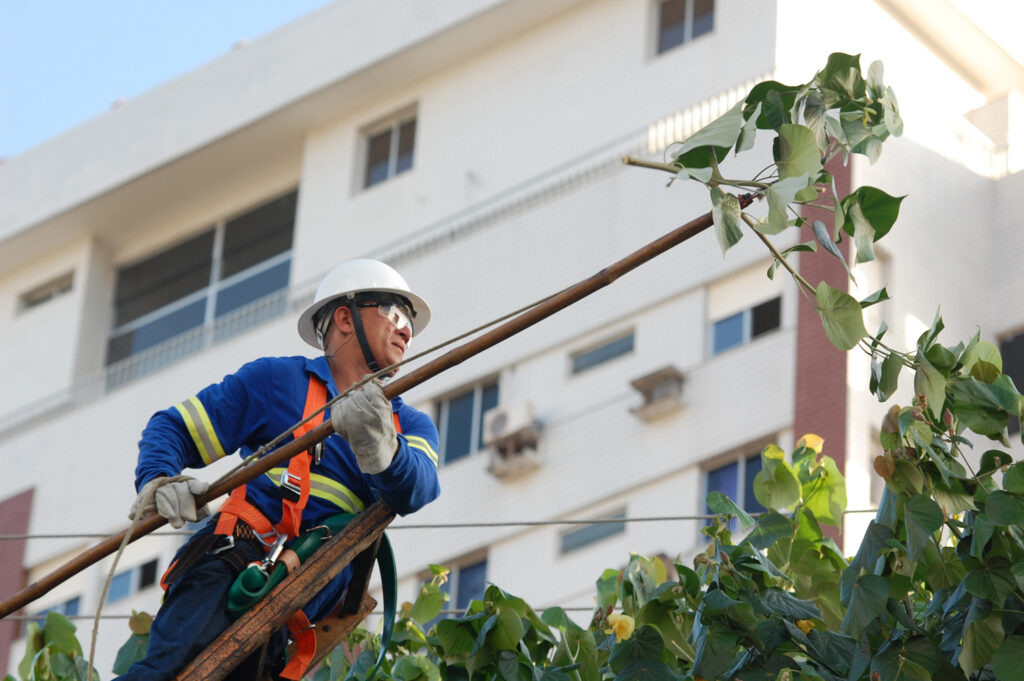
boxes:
[0,507,880,540]
[0,509,881,541]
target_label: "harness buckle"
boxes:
[279,470,303,502]
[254,528,282,549]
[310,442,324,466]
[210,535,235,555]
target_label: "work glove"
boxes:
[129,475,211,529]
[331,380,397,474]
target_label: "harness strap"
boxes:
[280,610,316,681]
[276,377,326,538]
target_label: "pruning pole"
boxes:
[0,192,752,619]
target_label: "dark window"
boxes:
[108,570,133,602]
[364,113,417,188]
[107,190,296,368]
[19,272,73,311]
[657,0,714,54]
[560,510,627,554]
[437,380,499,465]
[751,297,781,339]
[1001,332,1024,434]
[706,453,764,532]
[572,333,635,374]
[711,296,781,355]
[139,559,159,589]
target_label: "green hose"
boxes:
[225,513,396,680]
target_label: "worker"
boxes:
[115,258,441,681]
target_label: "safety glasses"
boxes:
[376,303,413,333]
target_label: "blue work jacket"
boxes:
[134,355,441,620]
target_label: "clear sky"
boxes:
[0,0,332,159]
[1,1,1020,161]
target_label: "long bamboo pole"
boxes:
[0,194,750,619]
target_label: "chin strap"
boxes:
[346,300,382,373]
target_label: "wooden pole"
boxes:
[173,501,395,681]
[0,196,750,619]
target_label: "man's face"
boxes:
[360,304,413,371]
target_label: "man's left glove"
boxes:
[331,380,397,474]
[129,475,211,529]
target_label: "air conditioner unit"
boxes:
[482,403,541,479]
[630,365,685,422]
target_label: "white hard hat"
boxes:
[297,258,431,349]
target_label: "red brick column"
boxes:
[0,488,34,674]
[793,159,851,539]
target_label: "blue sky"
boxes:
[0,0,332,159]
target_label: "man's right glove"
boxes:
[129,475,211,529]
[331,380,398,474]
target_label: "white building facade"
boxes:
[1,0,1021,675]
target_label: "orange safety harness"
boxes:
[161,376,401,680]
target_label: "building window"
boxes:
[23,596,80,635]
[1001,331,1024,434]
[106,190,296,367]
[363,110,417,188]
[436,380,499,465]
[657,0,714,54]
[107,559,159,603]
[19,272,73,312]
[560,509,627,554]
[706,453,765,532]
[572,332,635,374]
[711,296,780,355]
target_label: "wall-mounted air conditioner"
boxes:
[482,402,541,479]
[630,365,685,422]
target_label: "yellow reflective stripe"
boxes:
[405,435,439,467]
[173,396,227,465]
[264,468,365,514]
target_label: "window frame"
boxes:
[654,0,715,56]
[709,295,781,356]
[107,558,160,603]
[435,378,500,466]
[360,106,418,190]
[570,331,635,375]
[106,189,297,367]
[559,508,627,555]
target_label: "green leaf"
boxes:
[875,353,902,402]
[847,203,875,264]
[692,622,739,681]
[810,220,852,281]
[701,589,757,631]
[904,494,943,563]
[489,608,525,651]
[409,582,445,625]
[42,611,82,658]
[753,445,802,510]
[756,588,820,620]
[860,287,889,308]
[962,339,1003,381]
[596,569,619,609]
[993,636,1024,681]
[841,573,888,638]
[710,187,744,255]
[981,449,1012,474]
[113,633,149,674]
[743,80,799,129]
[965,557,1017,604]
[816,52,865,106]
[436,619,476,657]
[615,660,677,681]
[1004,463,1024,494]
[841,186,905,242]
[948,375,1019,435]
[671,101,745,168]
[914,354,947,421]
[981,490,1024,527]
[777,124,822,179]
[801,455,847,527]
[961,611,1004,675]
[761,174,810,234]
[706,491,755,530]
[736,101,761,153]
[815,282,867,350]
